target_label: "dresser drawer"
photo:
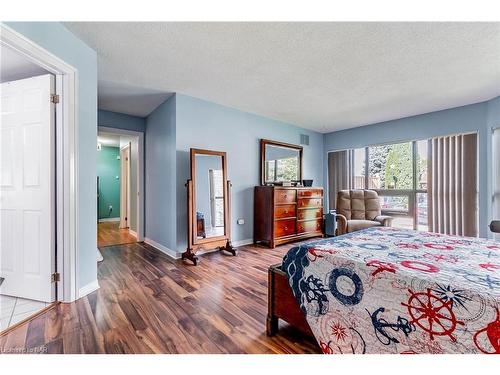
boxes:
[297,208,323,220]
[274,190,296,204]
[297,189,323,198]
[297,198,322,208]
[274,204,296,219]
[297,219,322,234]
[274,219,296,238]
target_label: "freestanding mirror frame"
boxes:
[182,148,236,265]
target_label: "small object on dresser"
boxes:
[282,181,292,187]
[302,179,313,187]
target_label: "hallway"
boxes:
[97,222,137,247]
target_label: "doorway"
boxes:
[0,44,57,332]
[97,128,143,247]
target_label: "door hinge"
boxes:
[50,94,60,104]
[51,272,60,283]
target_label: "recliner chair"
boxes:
[336,189,393,235]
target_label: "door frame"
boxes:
[119,143,131,230]
[98,126,145,241]
[1,24,78,302]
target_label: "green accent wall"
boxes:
[97,146,121,219]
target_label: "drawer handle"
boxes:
[284,210,288,214]
[284,226,288,230]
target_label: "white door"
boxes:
[0,74,56,303]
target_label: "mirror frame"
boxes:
[190,148,229,245]
[260,139,303,185]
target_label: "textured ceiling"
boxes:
[1,44,49,83]
[65,22,500,132]
[98,80,173,117]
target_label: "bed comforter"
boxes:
[282,227,500,354]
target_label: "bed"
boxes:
[267,227,500,354]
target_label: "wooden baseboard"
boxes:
[0,302,59,337]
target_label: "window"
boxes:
[368,142,413,189]
[209,169,224,227]
[349,140,429,231]
[353,148,366,189]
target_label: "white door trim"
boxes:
[98,126,145,241]
[1,23,78,302]
[119,143,130,229]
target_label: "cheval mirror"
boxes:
[182,148,236,265]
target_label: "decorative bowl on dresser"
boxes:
[254,186,324,248]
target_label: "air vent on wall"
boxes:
[300,134,310,146]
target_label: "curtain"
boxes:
[428,133,478,237]
[493,128,500,240]
[328,150,353,210]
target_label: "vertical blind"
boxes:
[493,128,500,240]
[327,150,353,210]
[428,133,478,237]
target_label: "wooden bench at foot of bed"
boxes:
[267,263,314,337]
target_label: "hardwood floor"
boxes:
[97,221,137,247]
[0,241,319,354]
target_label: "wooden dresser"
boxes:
[254,186,324,248]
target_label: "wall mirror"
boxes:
[183,148,236,265]
[261,139,303,185]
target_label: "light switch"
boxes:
[237,218,245,225]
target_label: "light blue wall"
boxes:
[98,109,146,132]
[175,94,324,251]
[5,22,98,289]
[323,100,498,238]
[145,95,177,250]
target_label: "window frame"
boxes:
[208,169,225,228]
[354,140,428,230]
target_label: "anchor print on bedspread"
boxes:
[283,227,500,354]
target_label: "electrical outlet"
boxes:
[237,218,245,225]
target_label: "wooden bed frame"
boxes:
[266,263,313,337]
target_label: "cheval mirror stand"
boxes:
[182,148,236,265]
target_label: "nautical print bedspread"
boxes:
[282,227,500,354]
